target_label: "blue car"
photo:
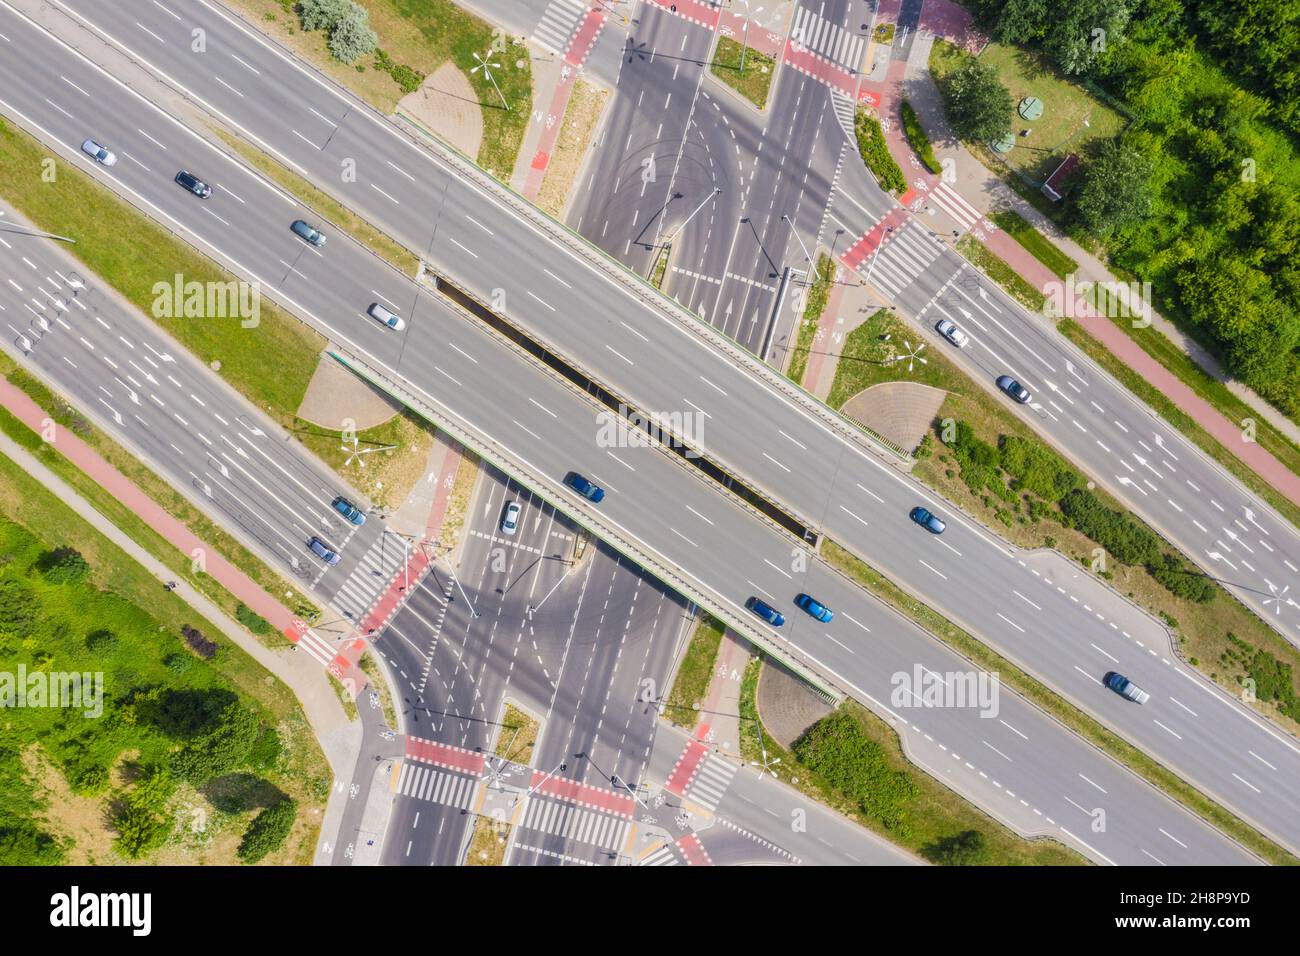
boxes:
[796,593,834,623]
[746,597,785,628]
[996,374,1032,404]
[308,536,340,566]
[567,472,606,503]
[909,506,947,535]
[332,496,365,525]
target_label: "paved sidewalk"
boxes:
[855,1,1300,510]
[692,629,753,760]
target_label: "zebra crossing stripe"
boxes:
[929,182,980,229]
[533,0,588,55]
[640,844,679,866]
[396,763,475,809]
[792,6,865,71]
[521,797,629,850]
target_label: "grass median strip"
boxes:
[664,613,724,728]
[739,656,1085,864]
[785,253,836,387]
[710,37,777,110]
[820,540,1294,866]
[211,126,421,277]
[989,208,1078,280]
[957,234,1048,312]
[900,100,943,175]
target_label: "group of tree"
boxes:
[965,0,1300,419]
[299,0,377,64]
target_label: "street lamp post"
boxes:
[862,226,894,291]
[780,214,814,264]
[663,186,721,244]
[471,49,509,111]
[738,1,764,73]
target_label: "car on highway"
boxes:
[80,138,117,166]
[795,593,834,622]
[291,219,326,247]
[500,500,521,535]
[175,170,213,199]
[308,536,341,566]
[909,506,947,535]
[367,302,406,331]
[1104,671,1150,705]
[935,318,970,348]
[566,473,605,503]
[746,597,785,628]
[996,374,1032,404]
[332,496,365,525]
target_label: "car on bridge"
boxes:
[795,593,834,622]
[909,506,947,535]
[332,496,365,525]
[1104,671,1150,705]
[746,597,785,628]
[308,536,340,566]
[566,473,605,503]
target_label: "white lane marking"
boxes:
[855,482,885,504]
[1089,642,1118,663]
[761,452,790,473]
[684,505,714,526]
[995,612,1024,633]
[213,75,244,98]
[605,344,634,365]
[527,291,556,312]
[386,160,416,182]
[1078,773,1107,794]
[1012,590,1041,611]
[61,75,91,96]
[762,559,792,580]
[465,214,493,235]
[1168,697,1198,718]
[670,527,698,548]
[230,52,260,74]
[778,429,807,450]
[543,267,571,288]
[619,320,648,342]
[1231,772,1261,794]
[370,181,400,204]
[606,450,636,471]
[447,341,478,364]
[918,559,947,580]
[698,376,727,395]
[1248,750,1277,771]
[839,505,868,527]
[512,419,541,441]
[1152,719,1183,740]
[433,366,462,386]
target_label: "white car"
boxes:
[500,500,521,536]
[81,138,117,166]
[935,318,970,348]
[367,302,406,331]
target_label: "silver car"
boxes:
[367,302,406,331]
[81,138,117,166]
[935,318,970,348]
[500,500,521,536]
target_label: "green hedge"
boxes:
[793,710,917,833]
[900,100,943,174]
[853,109,906,194]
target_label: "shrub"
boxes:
[1057,488,1161,566]
[237,798,297,864]
[389,63,425,95]
[36,546,90,585]
[923,829,987,865]
[235,603,272,636]
[298,0,350,32]
[853,109,906,194]
[112,767,175,860]
[794,710,916,832]
[169,703,262,784]
[1146,553,1216,604]
[85,629,119,655]
[900,100,942,174]
[328,3,378,64]
[181,624,218,660]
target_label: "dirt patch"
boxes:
[536,79,607,219]
[297,352,403,432]
[755,660,834,750]
[398,62,484,160]
[841,381,948,454]
[25,745,120,865]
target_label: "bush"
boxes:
[794,710,916,832]
[328,3,378,64]
[235,603,272,636]
[237,798,297,864]
[1146,553,1216,604]
[169,702,262,784]
[298,0,350,32]
[389,63,425,95]
[998,435,1078,500]
[36,546,90,585]
[900,100,942,174]
[853,109,907,194]
[112,767,175,860]
[1057,488,1161,566]
[181,624,218,660]
[85,629,119,655]
[923,829,988,865]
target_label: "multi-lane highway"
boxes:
[2,0,1297,859]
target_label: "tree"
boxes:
[328,3,378,64]
[925,829,988,865]
[112,767,176,860]
[1075,142,1153,238]
[1042,0,1132,75]
[298,0,350,32]
[36,546,91,585]
[940,60,1014,143]
[237,798,297,864]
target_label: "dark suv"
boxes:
[175,170,213,199]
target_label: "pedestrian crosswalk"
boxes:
[394,762,477,810]
[532,0,588,56]
[681,753,737,812]
[328,535,400,623]
[519,796,630,852]
[791,6,865,72]
[640,844,680,866]
[830,91,856,140]
[926,181,982,231]
[294,628,337,667]
[858,220,947,299]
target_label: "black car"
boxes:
[996,374,1031,404]
[175,170,213,199]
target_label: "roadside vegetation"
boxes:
[0,451,328,865]
[359,651,398,729]
[989,208,1078,279]
[956,234,1048,312]
[900,100,943,175]
[536,80,606,220]
[938,2,1300,429]
[0,358,319,631]
[739,658,1085,864]
[664,613,724,728]
[826,310,1300,741]
[293,406,435,512]
[709,37,776,110]
[853,107,906,194]
[245,0,534,178]
[465,814,510,865]
[785,253,837,386]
